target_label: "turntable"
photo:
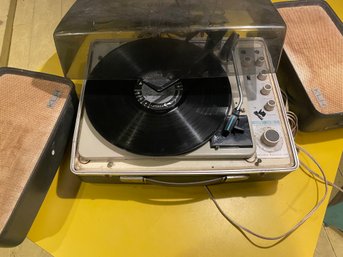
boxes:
[54,0,298,184]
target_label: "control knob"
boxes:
[264,99,275,111]
[242,56,253,67]
[257,70,268,81]
[255,57,265,67]
[261,129,280,147]
[260,84,272,95]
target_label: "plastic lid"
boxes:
[54,0,286,79]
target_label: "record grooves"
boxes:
[84,38,231,156]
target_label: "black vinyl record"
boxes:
[84,38,231,156]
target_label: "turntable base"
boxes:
[72,39,297,178]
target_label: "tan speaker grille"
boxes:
[279,6,343,115]
[0,73,70,233]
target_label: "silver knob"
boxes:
[242,56,253,67]
[260,84,272,95]
[257,70,268,81]
[261,129,280,147]
[255,57,265,67]
[264,99,275,111]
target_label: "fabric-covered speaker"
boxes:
[0,68,77,246]
[276,0,343,131]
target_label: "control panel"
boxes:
[237,41,291,159]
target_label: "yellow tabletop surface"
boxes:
[26,1,343,256]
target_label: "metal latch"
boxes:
[119,176,145,184]
[224,175,250,182]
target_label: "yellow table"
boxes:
[28,1,343,256]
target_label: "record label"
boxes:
[134,79,183,111]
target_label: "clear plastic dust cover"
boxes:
[54,0,286,80]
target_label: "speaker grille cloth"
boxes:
[279,6,343,115]
[0,74,70,233]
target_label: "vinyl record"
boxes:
[84,38,231,156]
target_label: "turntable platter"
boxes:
[84,38,231,156]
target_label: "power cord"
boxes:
[283,89,342,193]
[281,89,298,137]
[205,145,328,240]
[287,111,298,137]
[205,89,342,241]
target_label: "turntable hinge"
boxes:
[119,176,145,184]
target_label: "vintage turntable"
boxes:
[54,0,298,184]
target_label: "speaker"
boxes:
[0,68,77,247]
[276,0,343,131]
